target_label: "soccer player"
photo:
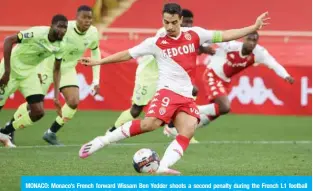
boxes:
[164,32,294,137]
[0,15,68,147]
[11,5,101,145]
[78,3,269,174]
[106,9,214,144]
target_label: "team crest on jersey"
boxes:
[159,107,166,115]
[23,32,34,39]
[184,32,192,40]
[229,53,235,59]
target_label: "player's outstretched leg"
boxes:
[106,104,144,134]
[163,85,199,143]
[0,106,16,145]
[43,86,79,145]
[9,102,29,143]
[163,101,225,140]
[156,112,198,175]
[0,95,45,147]
[79,117,162,158]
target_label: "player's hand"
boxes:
[0,72,10,88]
[53,98,62,117]
[78,57,99,66]
[285,76,295,84]
[255,12,270,30]
[199,46,216,55]
[90,83,100,96]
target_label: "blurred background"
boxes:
[0,0,311,115]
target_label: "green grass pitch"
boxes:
[0,110,311,191]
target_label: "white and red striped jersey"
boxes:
[208,41,290,82]
[129,27,219,98]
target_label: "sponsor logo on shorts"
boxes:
[159,107,166,115]
[190,108,200,115]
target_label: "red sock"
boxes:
[208,115,219,121]
[129,120,142,136]
[176,135,190,151]
[214,103,220,116]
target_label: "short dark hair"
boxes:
[249,31,259,38]
[163,3,182,17]
[182,9,193,18]
[51,14,68,25]
[77,5,92,13]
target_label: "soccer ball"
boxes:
[132,148,160,173]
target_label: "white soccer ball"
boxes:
[132,148,160,173]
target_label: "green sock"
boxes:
[13,102,28,120]
[12,112,33,130]
[55,103,77,126]
[114,109,134,127]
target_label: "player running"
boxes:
[0,15,68,147]
[10,5,101,145]
[163,32,294,137]
[106,9,214,144]
[78,3,269,174]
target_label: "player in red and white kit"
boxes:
[165,32,294,134]
[199,32,294,126]
[78,3,269,174]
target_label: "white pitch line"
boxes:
[0,140,311,149]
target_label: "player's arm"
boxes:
[1,28,36,85]
[90,47,101,95]
[52,42,65,116]
[199,43,215,55]
[89,29,101,95]
[197,12,269,44]
[53,58,61,98]
[80,50,131,66]
[79,38,154,66]
[3,33,18,81]
[195,13,269,46]
[220,12,269,42]
[52,58,63,116]
[256,47,294,84]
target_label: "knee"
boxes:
[218,102,231,115]
[30,107,45,121]
[141,118,162,132]
[179,122,197,139]
[130,105,143,118]
[66,97,79,109]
